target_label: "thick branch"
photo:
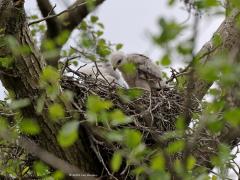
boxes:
[189,10,240,101]
[38,0,105,67]
[189,9,240,169]
[36,0,61,38]
[60,0,105,32]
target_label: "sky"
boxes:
[0,0,239,178]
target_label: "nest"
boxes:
[62,67,199,138]
[61,67,199,178]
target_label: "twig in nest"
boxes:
[166,67,190,84]
[94,62,112,86]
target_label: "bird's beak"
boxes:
[113,67,117,71]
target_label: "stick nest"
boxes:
[61,68,200,178]
[62,68,199,140]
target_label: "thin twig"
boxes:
[29,2,88,26]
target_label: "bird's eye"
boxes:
[117,59,122,64]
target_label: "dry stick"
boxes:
[0,131,96,180]
[61,58,71,76]
[166,40,221,84]
[70,46,113,86]
[87,128,117,180]
[93,61,112,86]
[28,1,88,26]
[47,4,57,16]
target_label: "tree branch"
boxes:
[60,0,105,31]
[35,0,105,68]
[189,9,240,101]
[188,9,240,170]
[36,0,61,39]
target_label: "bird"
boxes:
[79,62,127,87]
[110,51,165,91]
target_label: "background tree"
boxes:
[0,0,240,179]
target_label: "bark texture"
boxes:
[0,0,101,175]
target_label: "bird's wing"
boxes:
[127,53,162,79]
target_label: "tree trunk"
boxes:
[0,0,101,175]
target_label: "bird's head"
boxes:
[110,51,126,71]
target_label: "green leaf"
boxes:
[42,39,56,51]
[96,30,104,37]
[151,153,165,171]
[57,121,79,147]
[117,88,143,102]
[10,98,30,110]
[194,0,219,9]
[207,118,224,133]
[177,42,192,55]
[186,155,196,170]
[168,0,175,6]
[19,119,40,135]
[123,129,141,148]
[96,39,111,57]
[149,171,170,180]
[97,22,105,29]
[80,20,88,31]
[0,57,14,68]
[224,108,240,126]
[175,117,185,130]
[21,166,30,177]
[110,109,131,126]
[153,18,184,45]
[122,62,136,75]
[105,131,123,142]
[211,144,231,167]
[53,170,65,179]
[30,15,39,20]
[212,175,218,180]
[111,152,122,172]
[90,16,99,23]
[81,35,94,48]
[166,140,185,154]
[133,167,145,176]
[56,31,70,46]
[49,103,65,121]
[161,54,171,66]
[87,96,112,113]
[116,43,123,50]
[34,161,49,176]
[40,66,59,84]
[46,85,60,100]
